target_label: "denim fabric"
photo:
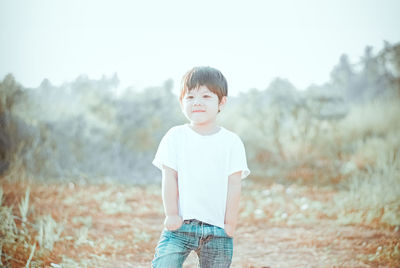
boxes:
[152,219,233,268]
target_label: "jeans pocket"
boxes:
[217,226,233,238]
[223,229,233,238]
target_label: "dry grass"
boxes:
[0,179,162,267]
[335,150,400,227]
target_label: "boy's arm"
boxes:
[161,165,182,230]
[224,171,242,237]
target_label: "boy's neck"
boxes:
[188,122,220,136]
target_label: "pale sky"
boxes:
[1,0,399,96]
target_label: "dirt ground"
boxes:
[2,179,399,267]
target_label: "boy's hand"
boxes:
[224,223,235,238]
[164,215,183,231]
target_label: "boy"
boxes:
[151,66,250,267]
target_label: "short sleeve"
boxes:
[228,136,250,179]
[152,128,178,171]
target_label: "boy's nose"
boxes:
[193,98,202,105]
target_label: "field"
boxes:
[1,175,399,267]
[1,50,400,267]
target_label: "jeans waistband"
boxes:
[183,219,214,227]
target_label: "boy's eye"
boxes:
[203,95,211,98]
[186,96,194,99]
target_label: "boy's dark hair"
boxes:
[179,66,228,104]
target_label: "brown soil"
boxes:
[1,179,399,267]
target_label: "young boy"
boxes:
[151,66,250,267]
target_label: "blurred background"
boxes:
[1,0,400,266]
[1,0,399,184]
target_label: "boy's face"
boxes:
[181,85,226,126]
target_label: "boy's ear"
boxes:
[218,96,227,112]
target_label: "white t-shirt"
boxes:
[152,123,250,229]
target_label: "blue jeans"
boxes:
[152,219,233,267]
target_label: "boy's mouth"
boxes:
[192,110,206,113]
